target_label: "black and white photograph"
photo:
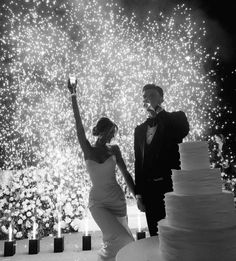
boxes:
[0,0,236,260]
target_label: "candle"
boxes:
[4,224,16,256]
[4,240,16,256]
[136,212,146,240]
[29,238,40,255]
[136,230,146,240]
[54,212,64,252]
[54,236,64,253]
[29,219,40,254]
[82,217,91,250]
[82,234,91,251]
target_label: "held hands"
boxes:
[68,78,77,94]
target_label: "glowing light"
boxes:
[32,220,37,240]
[57,212,61,238]
[8,223,13,242]
[0,0,235,203]
[137,212,142,232]
[83,216,89,236]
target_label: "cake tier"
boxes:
[158,219,236,261]
[179,141,210,170]
[164,191,236,229]
[172,168,222,195]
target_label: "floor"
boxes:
[0,202,149,261]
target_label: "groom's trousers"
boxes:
[142,178,172,236]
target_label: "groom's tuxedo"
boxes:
[134,109,189,236]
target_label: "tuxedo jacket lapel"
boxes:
[138,123,148,162]
[150,119,165,158]
[138,111,167,166]
[143,112,166,161]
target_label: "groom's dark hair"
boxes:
[142,84,164,98]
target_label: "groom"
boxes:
[134,84,189,236]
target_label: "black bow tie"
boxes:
[146,116,158,127]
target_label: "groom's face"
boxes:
[143,88,163,111]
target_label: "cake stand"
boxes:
[116,236,163,261]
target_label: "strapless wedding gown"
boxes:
[86,155,134,261]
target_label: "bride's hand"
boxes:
[68,78,77,94]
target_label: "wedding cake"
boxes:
[158,141,236,261]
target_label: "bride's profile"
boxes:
[68,77,135,260]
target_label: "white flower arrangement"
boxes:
[15,231,23,239]
[70,218,82,231]
[0,167,89,239]
[65,216,72,224]
[26,211,32,217]
[64,202,74,217]
[1,225,8,234]
[18,219,23,225]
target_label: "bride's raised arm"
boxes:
[68,78,91,158]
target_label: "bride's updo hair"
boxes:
[92,117,118,136]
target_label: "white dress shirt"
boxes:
[146,107,163,144]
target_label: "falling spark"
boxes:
[0,0,235,190]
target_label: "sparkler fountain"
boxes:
[4,222,16,257]
[136,212,146,240]
[82,214,91,251]
[0,0,235,239]
[54,194,64,252]
[28,218,40,254]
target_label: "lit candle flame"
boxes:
[8,224,13,242]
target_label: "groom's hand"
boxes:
[136,197,146,212]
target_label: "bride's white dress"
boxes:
[86,155,134,261]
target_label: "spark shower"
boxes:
[0,0,233,173]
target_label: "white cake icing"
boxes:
[164,191,236,229]
[159,219,236,261]
[158,141,236,261]
[172,168,222,195]
[179,141,210,170]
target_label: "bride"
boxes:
[68,78,135,260]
